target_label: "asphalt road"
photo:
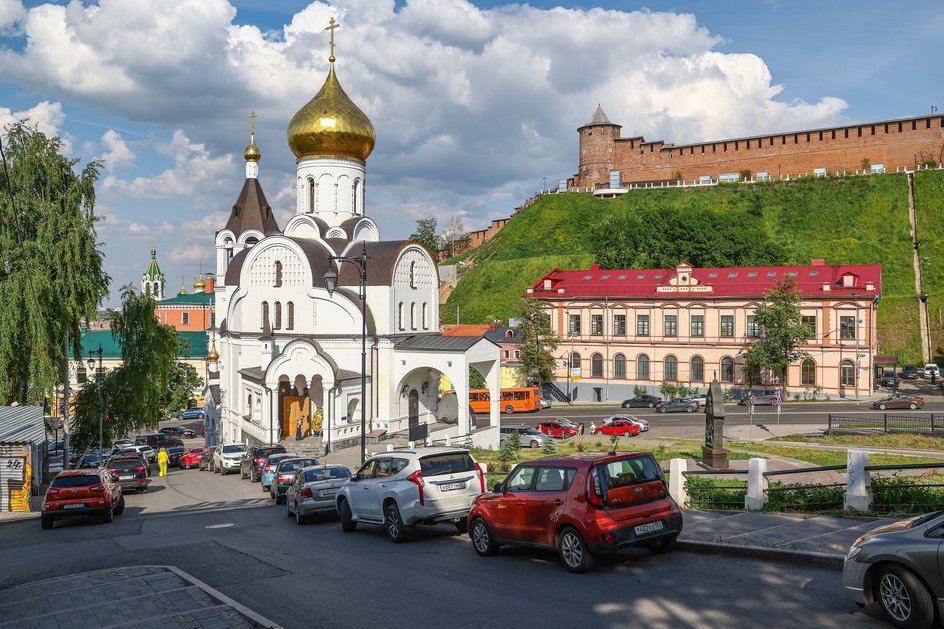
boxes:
[1,464,889,628]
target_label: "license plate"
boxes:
[634,521,665,536]
[119,476,133,480]
[439,482,465,492]
[320,488,338,496]
[63,503,84,509]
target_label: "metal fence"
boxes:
[827,413,944,435]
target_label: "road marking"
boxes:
[205,523,234,529]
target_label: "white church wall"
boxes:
[390,246,439,335]
[296,157,366,227]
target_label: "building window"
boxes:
[307,177,315,213]
[287,302,294,330]
[274,261,283,287]
[747,315,761,338]
[637,314,650,336]
[569,353,581,370]
[568,314,581,335]
[591,314,603,335]
[690,356,704,381]
[802,315,816,337]
[663,314,677,337]
[720,315,734,337]
[591,353,603,377]
[410,261,416,289]
[181,312,190,326]
[614,354,626,379]
[274,302,282,329]
[721,357,735,382]
[840,360,855,387]
[691,314,705,338]
[664,355,677,381]
[261,301,269,329]
[613,314,626,335]
[410,303,416,330]
[504,350,510,359]
[353,179,360,215]
[636,354,650,380]
[421,303,428,329]
[398,302,404,330]
[840,315,856,339]
[801,359,816,385]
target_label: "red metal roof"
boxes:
[526,261,881,299]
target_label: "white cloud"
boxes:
[168,243,209,264]
[0,0,25,34]
[0,100,66,138]
[99,129,135,171]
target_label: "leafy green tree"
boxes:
[0,121,109,405]
[72,286,179,451]
[469,365,487,390]
[410,218,439,258]
[742,279,814,387]
[166,361,204,414]
[517,298,560,383]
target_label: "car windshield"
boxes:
[52,474,100,488]
[911,510,944,527]
[222,444,247,454]
[599,456,662,487]
[420,452,475,476]
[278,458,318,472]
[168,448,186,454]
[304,467,350,482]
[520,427,541,435]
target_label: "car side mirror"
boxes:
[492,482,503,493]
[350,473,360,481]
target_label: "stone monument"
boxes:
[701,377,728,469]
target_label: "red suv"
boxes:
[179,447,205,469]
[42,468,125,530]
[591,419,641,437]
[467,452,682,572]
[536,420,579,439]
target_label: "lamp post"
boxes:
[324,242,369,466]
[87,345,104,454]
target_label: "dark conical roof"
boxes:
[585,104,612,126]
[223,178,281,238]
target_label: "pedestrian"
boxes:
[589,422,596,436]
[295,417,302,441]
[579,422,585,436]
[157,447,168,477]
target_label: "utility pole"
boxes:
[62,333,71,470]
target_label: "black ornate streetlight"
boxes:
[87,344,104,455]
[324,242,369,465]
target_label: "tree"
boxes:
[741,279,814,387]
[517,298,560,383]
[0,121,109,405]
[166,361,204,414]
[71,286,179,451]
[410,218,439,258]
[468,365,487,390]
[439,217,470,258]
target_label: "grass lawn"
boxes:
[725,441,944,468]
[772,433,944,451]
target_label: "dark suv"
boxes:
[104,455,149,494]
[468,452,682,573]
[135,433,184,449]
[240,444,287,482]
[901,364,919,379]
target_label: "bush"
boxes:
[764,482,844,513]
[498,431,520,472]
[870,475,944,515]
[633,385,648,397]
[659,382,678,400]
[685,477,747,509]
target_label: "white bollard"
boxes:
[408,441,414,449]
[426,436,432,446]
[386,444,394,452]
[445,436,451,446]
[745,457,768,511]
[669,458,687,506]
[845,449,872,513]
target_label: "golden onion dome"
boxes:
[194,276,205,291]
[243,138,261,162]
[287,65,375,162]
[206,341,219,362]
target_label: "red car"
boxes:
[467,452,682,572]
[42,468,125,530]
[179,447,205,469]
[591,419,641,437]
[536,420,579,439]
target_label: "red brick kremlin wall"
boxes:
[574,114,944,187]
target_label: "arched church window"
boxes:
[287,302,294,330]
[409,261,416,289]
[247,393,252,419]
[145,284,151,296]
[308,177,315,213]
[274,261,283,287]
[422,303,428,329]
[398,303,404,331]
[261,301,269,330]
[410,303,416,330]
[246,237,258,246]
[353,179,361,215]
[274,302,282,329]
[154,282,159,296]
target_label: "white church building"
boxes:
[205,40,500,453]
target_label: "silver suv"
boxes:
[337,447,486,543]
[500,424,547,449]
[212,443,248,475]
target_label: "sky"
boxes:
[0,0,942,306]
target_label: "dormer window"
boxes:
[843,274,854,287]
[543,279,552,290]
[747,272,757,278]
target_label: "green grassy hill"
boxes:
[442,170,944,363]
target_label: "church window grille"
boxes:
[398,303,404,330]
[409,262,416,289]
[870,125,875,135]
[422,303,428,329]
[145,284,151,296]
[410,303,416,330]
[831,130,836,140]
[307,178,315,213]
[274,261,283,287]
[912,120,916,131]
[858,127,862,137]
[287,302,294,330]
[274,302,282,330]
[261,302,269,330]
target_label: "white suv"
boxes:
[337,447,486,543]
[212,443,248,475]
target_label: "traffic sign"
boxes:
[749,395,756,405]
[775,388,782,400]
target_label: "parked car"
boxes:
[113,438,135,449]
[160,426,196,439]
[179,407,205,420]
[111,450,151,477]
[286,465,352,525]
[198,447,215,471]
[240,444,287,482]
[621,394,663,409]
[602,414,649,432]
[42,468,125,529]
[843,510,944,628]
[872,395,925,411]
[337,447,486,543]
[736,391,782,406]
[118,444,155,464]
[923,363,940,378]
[179,447,205,469]
[540,398,552,410]
[499,424,546,449]
[269,457,320,503]
[536,420,579,439]
[591,419,641,437]
[901,364,920,379]
[165,446,187,467]
[656,399,699,413]
[468,451,682,573]
[212,443,248,475]
[47,441,64,453]
[689,393,708,408]
[78,450,105,468]
[104,455,149,494]
[260,453,296,491]
[135,433,183,449]
[881,371,900,388]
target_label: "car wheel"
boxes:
[41,516,53,530]
[454,518,468,534]
[470,518,499,556]
[385,504,407,543]
[530,440,539,448]
[340,499,356,533]
[648,402,654,408]
[557,526,594,573]
[622,431,631,438]
[875,564,935,629]
[250,469,257,482]
[295,503,305,525]
[102,505,114,524]
[910,403,917,410]
[504,405,514,414]
[141,485,148,494]
[240,467,247,479]
[687,406,695,413]
[215,464,220,474]
[622,403,629,409]
[114,496,125,516]
[659,407,667,413]
[879,404,887,410]
[198,412,204,419]
[647,534,678,554]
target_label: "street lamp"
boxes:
[324,241,369,466]
[87,344,104,454]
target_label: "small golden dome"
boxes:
[244,139,261,162]
[287,65,375,162]
[206,341,219,362]
[194,276,205,291]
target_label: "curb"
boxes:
[0,512,40,526]
[676,539,844,570]
[162,565,284,628]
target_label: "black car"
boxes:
[621,394,663,409]
[78,450,105,467]
[269,457,320,503]
[737,390,782,406]
[656,398,698,413]
[104,455,149,493]
[198,447,216,471]
[136,433,184,449]
[165,446,187,467]
[160,426,196,439]
[881,371,900,388]
[901,364,919,379]
[240,444,287,482]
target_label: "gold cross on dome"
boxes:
[249,111,257,135]
[325,17,339,62]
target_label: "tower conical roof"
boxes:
[143,248,163,281]
[223,178,281,238]
[585,104,613,126]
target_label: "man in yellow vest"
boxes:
[157,447,169,477]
